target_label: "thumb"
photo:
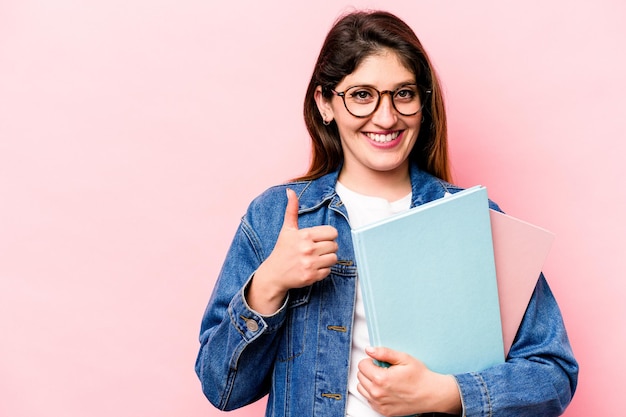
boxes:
[282,188,299,230]
[365,346,403,367]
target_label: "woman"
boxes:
[195,10,578,417]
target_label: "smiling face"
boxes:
[315,49,422,192]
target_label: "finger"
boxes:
[282,188,300,230]
[317,252,338,269]
[313,240,339,257]
[358,353,386,384]
[357,364,375,388]
[315,267,332,281]
[308,225,339,242]
[365,346,404,367]
[357,367,388,409]
[356,380,372,402]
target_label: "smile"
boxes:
[364,131,401,143]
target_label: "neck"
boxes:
[338,163,411,201]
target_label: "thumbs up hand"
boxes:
[246,188,339,315]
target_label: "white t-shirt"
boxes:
[335,182,412,417]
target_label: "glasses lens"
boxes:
[343,85,423,117]
[392,84,422,116]
[344,86,379,117]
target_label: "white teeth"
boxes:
[366,131,400,143]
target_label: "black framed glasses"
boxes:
[331,84,431,118]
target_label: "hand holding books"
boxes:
[352,186,553,373]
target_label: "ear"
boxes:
[314,86,335,124]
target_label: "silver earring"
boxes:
[323,119,331,126]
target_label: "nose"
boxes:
[371,92,398,127]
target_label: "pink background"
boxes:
[1,1,624,415]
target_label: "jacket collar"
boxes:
[294,169,340,213]
[294,162,454,211]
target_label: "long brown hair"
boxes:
[298,10,450,182]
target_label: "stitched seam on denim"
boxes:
[298,184,337,213]
[276,352,304,362]
[296,180,313,197]
[287,285,312,308]
[330,265,357,277]
[240,218,265,262]
[474,373,493,417]
[276,302,307,362]
[219,339,247,409]
[436,178,453,194]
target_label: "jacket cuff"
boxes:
[454,372,492,416]
[227,275,289,342]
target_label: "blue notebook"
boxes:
[351,186,505,374]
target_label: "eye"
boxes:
[348,87,377,103]
[394,86,418,101]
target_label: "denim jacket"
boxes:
[195,164,578,417]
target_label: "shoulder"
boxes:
[410,165,503,212]
[246,180,312,214]
[447,186,504,212]
[247,171,338,214]
[241,179,321,230]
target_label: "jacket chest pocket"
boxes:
[276,286,311,362]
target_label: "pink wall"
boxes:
[1,1,624,415]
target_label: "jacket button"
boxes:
[245,319,259,332]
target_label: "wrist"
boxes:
[245,267,288,315]
[431,374,463,415]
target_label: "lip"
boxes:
[363,130,404,148]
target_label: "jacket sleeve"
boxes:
[454,274,579,416]
[194,217,288,411]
